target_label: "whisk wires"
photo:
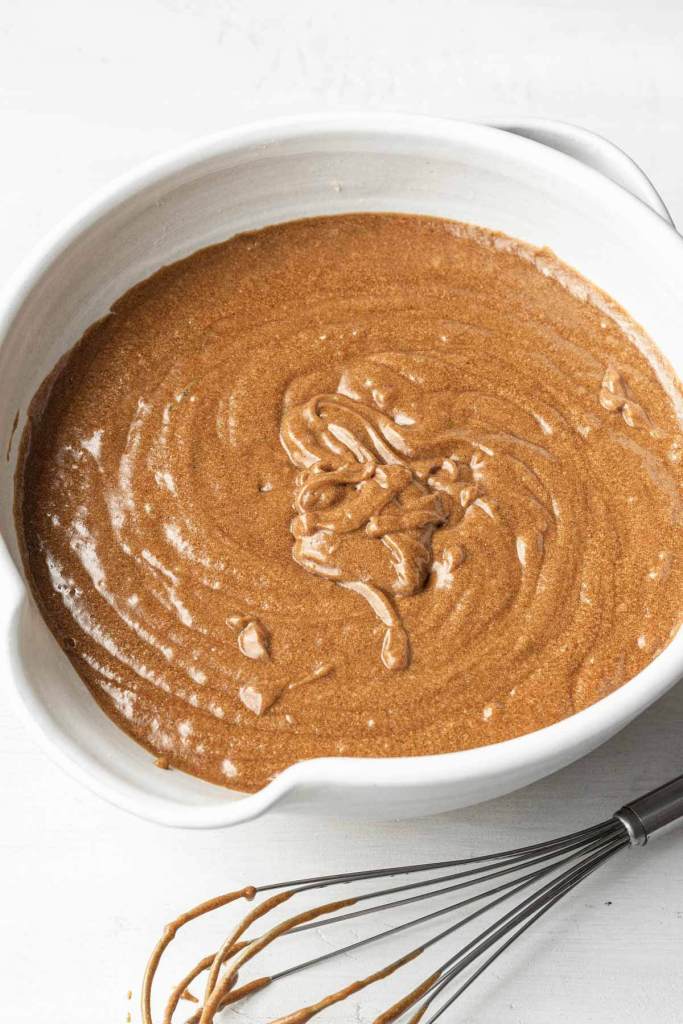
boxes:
[142,815,629,1024]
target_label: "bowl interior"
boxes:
[2,116,683,821]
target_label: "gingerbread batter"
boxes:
[15,214,683,791]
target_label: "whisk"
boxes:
[142,773,683,1024]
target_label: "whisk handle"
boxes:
[615,773,683,846]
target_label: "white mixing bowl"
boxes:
[1,114,681,828]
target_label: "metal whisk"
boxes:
[142,773,683,1024]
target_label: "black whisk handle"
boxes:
[614,773,683,846]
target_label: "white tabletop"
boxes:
[1,2,682,1021]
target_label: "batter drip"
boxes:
[281,377,460,670]
[15,214,683,791]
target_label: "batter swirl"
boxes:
[16,214,683,791]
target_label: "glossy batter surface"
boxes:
[16,214,683,790]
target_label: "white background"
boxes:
[1,1,682,1021]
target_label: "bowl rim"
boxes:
[2,110,683,828]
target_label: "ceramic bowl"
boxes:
[1,113,681,827]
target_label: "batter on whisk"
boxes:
[16,213,683,790]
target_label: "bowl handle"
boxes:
[488,118,674,228]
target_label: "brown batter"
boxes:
[15,214,683,792]
[140,877,423,1024]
